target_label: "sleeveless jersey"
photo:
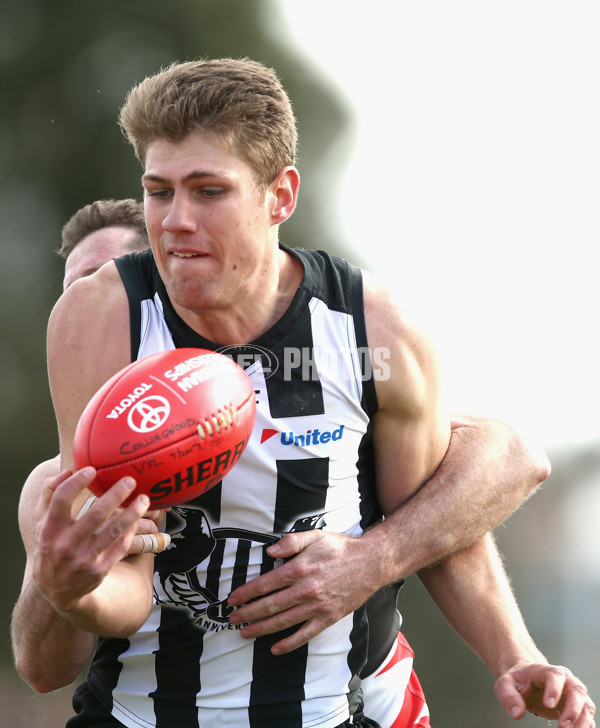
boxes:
[82,245,400,728]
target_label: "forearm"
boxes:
[369,416,550,583]
[418,532,546,676]
[55,555,155,637]
[11,580,94,692]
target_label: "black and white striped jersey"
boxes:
[83,245,394,728]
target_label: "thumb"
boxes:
[495,673,527,720]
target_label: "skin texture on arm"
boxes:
[12,425,167,692]
[420,533,596,727]
[12,462,162,691]
[359,411,550,578]
[12,460,94,692]
[41,264,155,637]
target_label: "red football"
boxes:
[73,348,256,507]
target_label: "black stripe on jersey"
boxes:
[347,606,370,714]
[356,420,381,532]
[274,457,329,533]
[349,263,378,418]
[231,538,252,591]
[247,456,330,726]
[265,309,325,419]
[114,250,151,362]
[189,481,223,523]
[249,632,307,728]
[86,636,129,711]
[205,535,226,599]
[151,607,203,728]
[288,246,353,315]
[361,586,401,679]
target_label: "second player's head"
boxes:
[59,198,149,289]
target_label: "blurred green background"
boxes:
[1,1,597,726]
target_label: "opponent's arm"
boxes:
[360,406,549,580]
[419,533,595,727]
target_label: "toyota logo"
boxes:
[127,396,171,433]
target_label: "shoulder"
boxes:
[49,260,128,346]
[362,270,444,413]
[48,262,130,385]
[47,263,132,465]
[360,270,450,511]
[362,270,426,345]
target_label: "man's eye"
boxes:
[147,189,171,198]
[201,188,223,198]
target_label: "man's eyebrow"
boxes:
[142,171,231,184]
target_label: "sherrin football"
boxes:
[73,348,256,507]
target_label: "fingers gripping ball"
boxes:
[73,348,256,507]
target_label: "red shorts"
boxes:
[361,631,430,728]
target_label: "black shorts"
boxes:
[66,682,382,728]
[66,683,125,727]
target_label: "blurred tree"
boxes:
[0,0,349,670]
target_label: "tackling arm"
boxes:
[419,532,595,725]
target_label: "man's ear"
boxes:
[269,166,300,224]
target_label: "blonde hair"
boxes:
[119,58,297,189]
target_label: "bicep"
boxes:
[364,274,450,514]
[373,391,450,514]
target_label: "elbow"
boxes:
[533,450,552,486]
[14,658,76,694]
[30,677,72,694]
[505,424,552,496]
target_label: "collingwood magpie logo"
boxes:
[153,504,327,633]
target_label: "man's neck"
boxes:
[171,247,303,346]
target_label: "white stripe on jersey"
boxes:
[138,294,175,360]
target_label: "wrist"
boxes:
[494,641,548,677]
[357,522,404,591]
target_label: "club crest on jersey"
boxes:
[153,506,327,634]
[260,425,345,447]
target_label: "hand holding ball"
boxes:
[73,349,256,508]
